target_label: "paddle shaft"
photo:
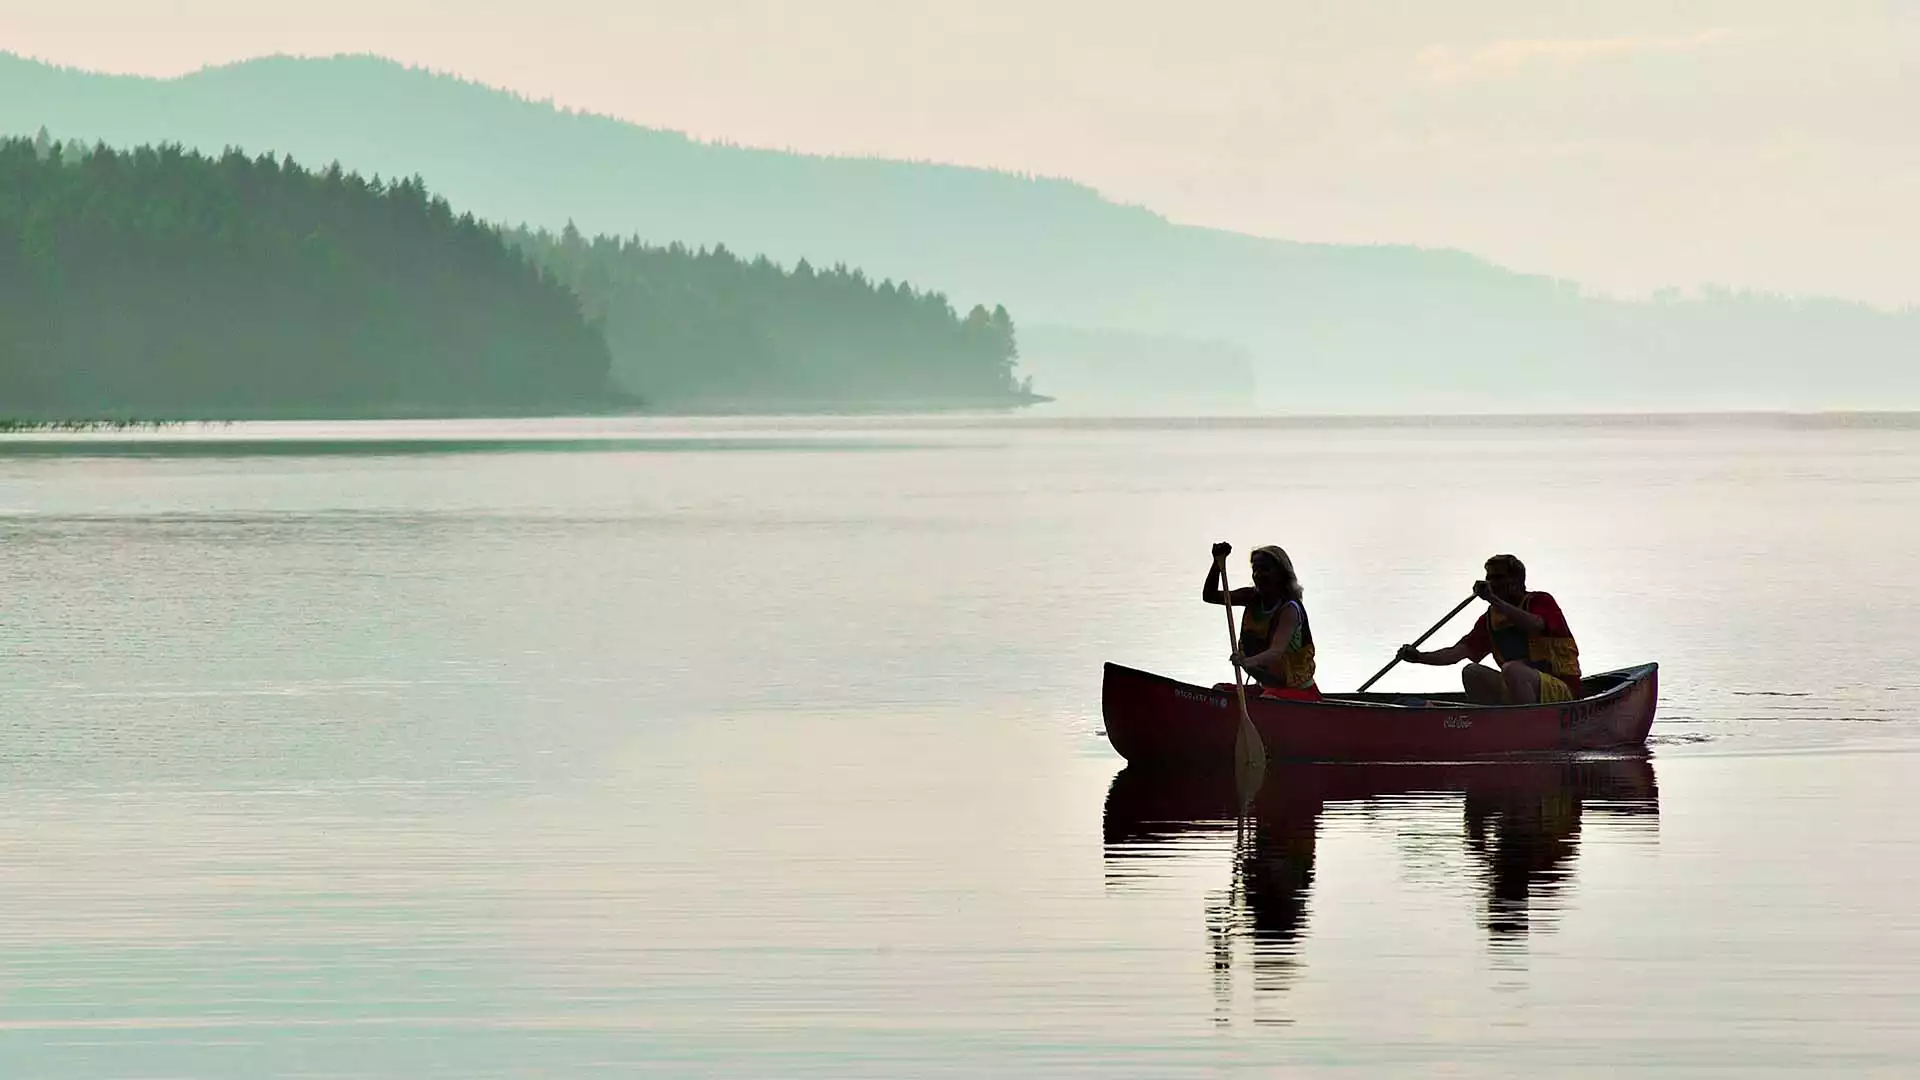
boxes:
[1217,561,1267,789]
[1356,593,1478,693]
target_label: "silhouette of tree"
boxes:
[510,226,1030,407]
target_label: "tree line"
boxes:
[512,226,1028,406]
[0,133,618,418]
[0,131,1030,419]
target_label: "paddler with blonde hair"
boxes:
[1203,541,1321,700]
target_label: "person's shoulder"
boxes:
[1525,591,1567,616]
[1527,591,1572,629]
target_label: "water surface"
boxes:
[2,415,1916,1076]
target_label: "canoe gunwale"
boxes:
[1105,661,1656,714]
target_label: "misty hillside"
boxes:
[6,52,1918,411]
[1016,327,1257,414]
[0,131,1037,417]
[510,226,1034,409]
[0,136,618,420]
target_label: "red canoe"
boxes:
[1102,662,1658,763]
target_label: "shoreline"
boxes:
[3,406,1919,439]
[0,393,1054,430]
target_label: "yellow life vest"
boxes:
[1486,593,1581,688]
[1239,598,1318,689]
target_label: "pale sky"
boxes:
[5,0,1916,306]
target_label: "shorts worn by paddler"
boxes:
[1396,554,1582,706]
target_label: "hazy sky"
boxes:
[6,1,1916,305]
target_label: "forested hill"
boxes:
[513,227,1032,408]
[0,132,1034,418]
[9,52,1920,410]
[0,136,618,419]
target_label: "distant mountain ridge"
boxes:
[6,52,1917,411]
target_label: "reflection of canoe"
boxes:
[1104,756,1659,951]
[1103,662,1658,763]
[1104,756,1659,846]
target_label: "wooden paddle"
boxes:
[1356,593,1478,693]
[1218,562,1267,804]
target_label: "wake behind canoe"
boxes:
[1102,661,1658,763]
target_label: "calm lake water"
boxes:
[1,415,1916,1077]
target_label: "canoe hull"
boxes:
[1102,662,1658,763]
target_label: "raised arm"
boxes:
[1479,582,1546,635]
[1398,624,1487,667]
[1202,542,1259,606]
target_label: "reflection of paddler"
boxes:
[1202,541,1320,699]
[1103,758,1657,969]
[1464,764,1585,940]
[1211,780,1325,1004]
[1241,788,1319,948]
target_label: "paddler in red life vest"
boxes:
[1203,542,1322,701]
[1397,553,1583,705]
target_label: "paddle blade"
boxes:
[1233,707,1267,808]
